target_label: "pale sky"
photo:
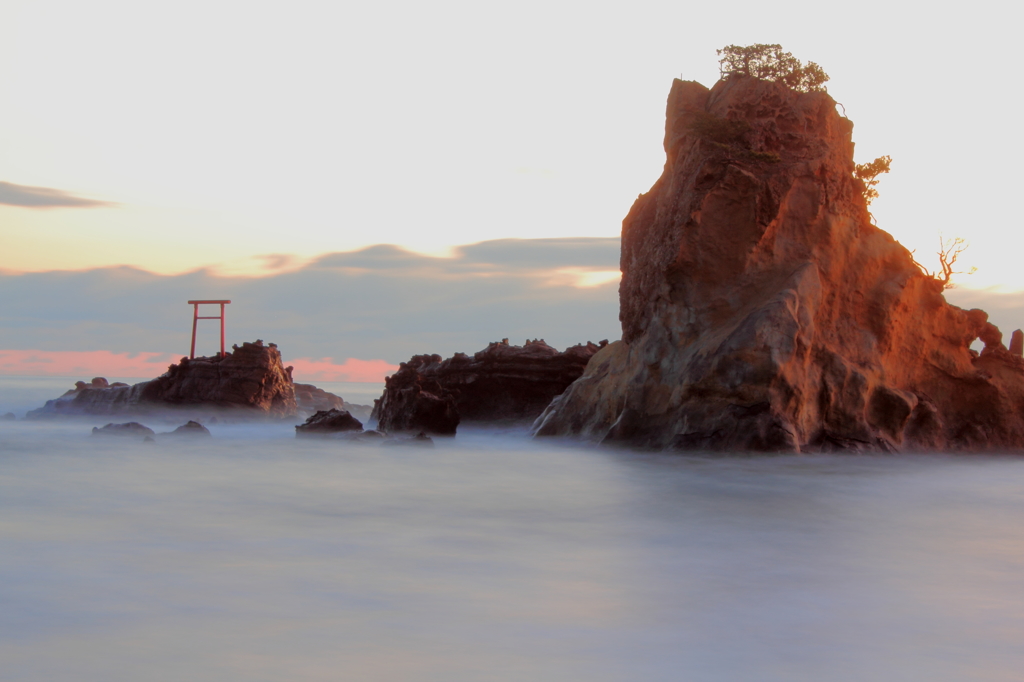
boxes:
[2,0,1020,286]
[2,0,1024,384]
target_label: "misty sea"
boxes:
[2,378,1024,681]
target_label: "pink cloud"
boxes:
[0,349,180,378]
[286,357,398,383]
[0,350,398,384]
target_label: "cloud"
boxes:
[0,238,622,379]
[8,237,1024,386]
[0,349,178,377]
[0,181,117,209]
[288,357,400,383]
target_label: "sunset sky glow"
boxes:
[2,0,1022,380]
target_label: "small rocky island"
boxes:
[26,340,368,422]
[532,72,1024,453]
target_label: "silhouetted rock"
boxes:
[27,341,297,420]
[92,422,156,438]
[161,421,212,437]
[295,409,363,437]
[1,412,14,421]
[373,356,460,435]
[533,75,1024,453]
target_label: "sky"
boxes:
[2,0,1022,382]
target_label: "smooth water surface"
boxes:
[2,419,1024,681]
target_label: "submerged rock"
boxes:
[381,431,435,448]
[295,409,363,437]
[92,422,156,438]
[160,421,212,437]
[532,75,1024,453]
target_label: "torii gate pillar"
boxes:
[187,300,231,359]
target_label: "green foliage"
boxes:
[854,155,892,205]
[686,111,750,144]
[717,44,829,93]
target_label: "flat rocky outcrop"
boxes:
[27,340,297,420]
[372,339,606,434]
[532,75,1024,453]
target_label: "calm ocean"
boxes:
[2,380,1024,680]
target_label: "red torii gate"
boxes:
[187,300,231,359]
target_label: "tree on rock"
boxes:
[911,235,977,290]
[717,44,829,92]
[854,155,892,206]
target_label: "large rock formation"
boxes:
[27,340,297,419]
[372,339,606,433]
[533,75,1024,452]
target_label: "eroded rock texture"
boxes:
[27,340,297,419]
[372,340,605,433]
[372,355,461,435]
[533,75,1024,453]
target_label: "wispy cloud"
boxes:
[0,181,117,209]
[0,238,622,370]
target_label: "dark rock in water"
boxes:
[371,340,605,434]
[372,356,460,435]
[1,412,14,421]
[143,436,155,443]
[295,409,363,437]
[92,422,156,438]
[532,74,1024,453]
[161,421,212,437]
[382,431,435,448]
[27,340,297,420]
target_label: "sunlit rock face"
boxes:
[533,75,1024,452]
[27,340,297,419]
